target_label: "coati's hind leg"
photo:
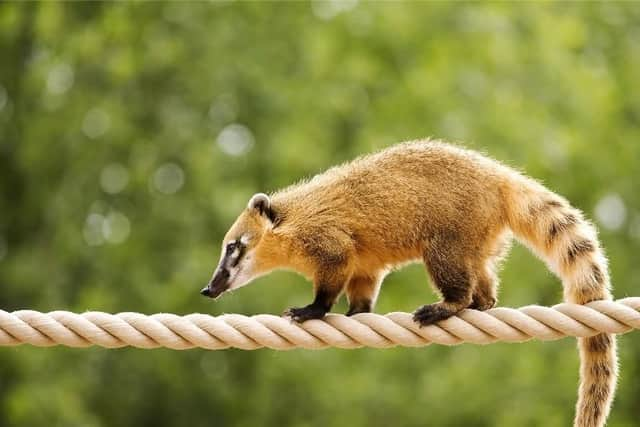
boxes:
[345,273,384,316]
[469,269,497,311]
[414,247,475,326]
[469,232,511,311]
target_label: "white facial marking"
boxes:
[227,250,257,290]
[231,247,240,259]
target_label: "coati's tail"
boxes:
[504,177,617,427]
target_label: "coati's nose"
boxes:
[200,286,212,297]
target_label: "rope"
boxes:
[1,298,639,350]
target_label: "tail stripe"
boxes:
[586,333,613,353]
[548,213,579,245]
[566,239,596,264]
[591,264,605,285]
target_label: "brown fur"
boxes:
[212,140,617,427]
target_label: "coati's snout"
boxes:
[200,192,277,300]
[200,267,231,299]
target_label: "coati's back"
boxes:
[271,140,512,268]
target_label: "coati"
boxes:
[201,140,617,427]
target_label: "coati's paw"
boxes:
[345,301,372,316]
[468,296,497,311]
[345,307,369,316]
[283,305,327,322]
[413,303,456,326]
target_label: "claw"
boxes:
[413,303,455,327]
[283,305,327,322]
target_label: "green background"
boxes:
[1,2,639,426]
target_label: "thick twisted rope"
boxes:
[1,298,639,350]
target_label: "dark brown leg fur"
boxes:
[345,275,381,316]
[414,249,474,326]
[469,290,497,310]
[469,236,509,311]
[346,300,371,316]
[284,288,338,322]
[469,270,498,310]
[284,267,350,322]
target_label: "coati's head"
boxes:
[200,193,279,299]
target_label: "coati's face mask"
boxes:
[200,193,274,299]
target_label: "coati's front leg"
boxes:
[284,265,351,322]
[285,233,355,322]
[414,249,474,326]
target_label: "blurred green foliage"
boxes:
[1,2,639,427]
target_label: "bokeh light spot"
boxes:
[216,123,254,157]
[311,0,358,20]
[83,213,106,246]
[153,163,185,195]
[46,63,74,95]
[100,163,129,194]
[200,354,228,380]
[82,108,111,139]
[594,193,627,231]
[102,211,131,244]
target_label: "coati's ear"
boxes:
[248,193,277,223]
[248,193,271,212]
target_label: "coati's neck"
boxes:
[255,230,314,280]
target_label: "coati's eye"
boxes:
[225,241,238,256]
[225,240,245,267]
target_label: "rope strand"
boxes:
[1,298,638,350]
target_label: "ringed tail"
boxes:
[504,176,617,427]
